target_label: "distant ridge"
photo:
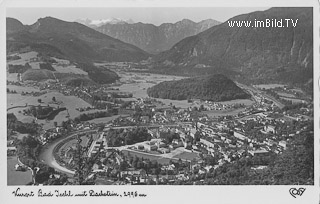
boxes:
[93,19,220,54]
[75,17,135,27]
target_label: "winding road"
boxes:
[38,131,86,176]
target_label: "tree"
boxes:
[72,135,105,185]
[38,99,42,103]
[52,97,56,102]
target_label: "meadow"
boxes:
[7,156,33,185]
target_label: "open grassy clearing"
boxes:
[172,151,200,161]
[113,72,253,109]
[276,92,296,98]
[7,85,40,93]
[122,149,172,165]
[291,88,304,93]
[53,65,88,75]
[7,107,35,123]
[36,92,93,129]
[7,51,38,65]
[217,99,254,106]
[7,156,33,185]
[10,133,29,140]
[156,98,190,109]
[51,57,88,75]
[253,84,285,89]
[7,72,19,82]
[122,148,199,165]
[204,107,246,117]
[279,97,306,104]
[88,115,126,124]
[8,90,93,129]
[7,94,38,109]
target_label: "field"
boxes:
[122,148,199,165]
[110,72,193,108]
[204,108,246,117]
[7,92,39,109]
[173,151,200,161]
[7,51,41,69]
[12,133,29,140]
[218,99,254,106]
[53,64,88,75]
[8,90,94,129]
[88,115,127,124]
[122,149,172,165]
[111,72,256,109]
[53,57,89,76]
[7,156,33,185]
[7,107,34,123]
[37,92,94,129]
[276,92,295,98]
[7,84,40,93]
[279,97,306,104]
[7,51,38,65]
[253,84,285,89]
[7,72,19,82]
[7,52,88,75]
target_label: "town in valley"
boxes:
[6,7,314,186]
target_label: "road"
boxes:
[107,124,180,130]
[38,131,89,176]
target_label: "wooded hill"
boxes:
[147,74,250,101]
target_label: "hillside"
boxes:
[7,17,150,63]
[22,69,55,81]
[18,61,119,84]
[6,17,129,84]
[147,74,250,101]
[6,17,26,34]
[153,7,313,85]
[94,19,220,54]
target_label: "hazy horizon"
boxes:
[7,7,269,26]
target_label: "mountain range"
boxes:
[6,7,313,86]
[153,7,313,85]
[7,17,150,63]
[91,19,220,53]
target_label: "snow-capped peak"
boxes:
[75,18,134,27]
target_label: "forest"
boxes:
[106,128,152,147]
[74,110,116,122]
[7,113,39,134]
[77,62,119,84]
[147,74,250,101]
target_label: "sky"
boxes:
[6,7,269,25]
